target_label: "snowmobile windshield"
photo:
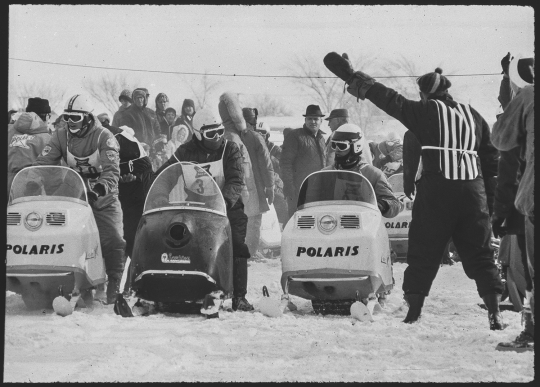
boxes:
[387,173,404,193]
[9,166,88,206]
[144,162,227,216]
[296,170,377,210]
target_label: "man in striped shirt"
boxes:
[324,53,503,330]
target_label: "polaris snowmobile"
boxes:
[386,173,412,262]
[279,169,394,317]
[6,166,107,310]
[114,162,233,318]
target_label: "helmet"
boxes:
[119,89,133,103]
[63,94,95,137]
[332,123,364,169]
[192,108,224,141]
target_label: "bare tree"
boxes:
[240,93,294,117]
[184,71,221,110]
[82,73,132,116]
[9,80,68,113]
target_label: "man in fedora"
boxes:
[281,104,327,219]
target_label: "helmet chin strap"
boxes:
[335,148,362,170]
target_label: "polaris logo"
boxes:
[296,246,359,257]
[7,244,64,255]
[385,221,409,229]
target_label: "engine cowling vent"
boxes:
[296,215,315,229]
[340,215,360,229]
[46,212,66,226]
[7,212,21,226]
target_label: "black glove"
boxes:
[265,186,275,205]
[377,199,389,214]
[93,183,106,197]
[323,52,356,83]
[491,215,507,239]
[501,52,512,75]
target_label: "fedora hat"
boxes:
[325,108,349,121]
[303,104,325,117]
[509,53,534,89]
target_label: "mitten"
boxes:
[323,52,356,83]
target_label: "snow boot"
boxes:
[106,275,121,305]
[482,293,505,330]
[403,294,425,324]
[232,297,254,312]
[496,308,534,352]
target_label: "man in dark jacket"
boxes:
[174,99,196,143]
[492,53,534,352]
[112,89,132,127]
[281,105,327,219]
[324,52,503,330]
[156,107,253,312]
[116,88,161,149]
[154,93,171,140]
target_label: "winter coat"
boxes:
[174,114,195,143]
[218,92,261,217]
[116,103,161,148]
[241,129,274,214]
[112,104,130,127]
[155,137,245,209]
[371,139,404,177]
[402,131,422,198]
[364,84,499,185]
[323,162,401,218]
[492,84,534,218]
[164,125,185,160]
[281,125,326,199]
[7,112,53,195]
[34,119,120,196]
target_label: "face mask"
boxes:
[202,137,223,151]
[69,127,81,134]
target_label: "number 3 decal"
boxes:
[195,179,205,194]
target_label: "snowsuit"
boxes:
[372,139,404,178]
[112,104,130,127]
[241,129,275,255]
[34,121,126,281]
[492,84,534,318]
[104,123,153,259]
[156,137,251,297]
[281,125,326,219]
[323,162,401,219]
[363,83,502,298]
[116,93,161,149]
[8,112,52,196]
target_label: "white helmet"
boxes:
[63,94,95,114]
[332,123,365,169]
[332,123,364,154]
[192,108,223,141]
[256,121,270,133]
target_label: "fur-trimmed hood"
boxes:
[218,92,246,134]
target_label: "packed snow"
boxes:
[4,257,533,383]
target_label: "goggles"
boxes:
[202,127,225,140]
[331,140,352,152]
[62,112,86,123]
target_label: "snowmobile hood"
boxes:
[13,112,49,135]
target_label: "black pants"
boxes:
[119,180,146,258]
[403,174,504,298]
[227,199,250,297]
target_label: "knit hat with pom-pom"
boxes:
[416,68,452,94]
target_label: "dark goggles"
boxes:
[330,140,351,151]
[202,127,225,140]
[62,112,85,123]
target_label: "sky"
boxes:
[8,5,535,124]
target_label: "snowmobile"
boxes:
[114,162,233,318]
[6,166,106,310]
[258,203,282,258]
[385,173,412,261]
[279,169,394,316]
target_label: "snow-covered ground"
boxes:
[4,259,534,383]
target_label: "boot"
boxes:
[403,294,425,324]
[482,293,505,331]
[496,308,534,352]
[106,275,121,305]
[232,296,254,312]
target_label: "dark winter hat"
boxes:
[119,89,133,103]
[242,107,258,125]
[155,92,169,104]
[416,68,452,95]
[132,89,148,106]
[165,107,177,115]
[181,99,196,113]
[26,97,51,115]
[325,108,349,121]
[303,104,325,117]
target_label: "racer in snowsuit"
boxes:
[322,124,402,219]
[323,53,503,329]
[34,94,126,304]
[155,107,253,312]
[372,132,404,178]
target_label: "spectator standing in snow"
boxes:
[174,99,196,143]
[112,89,133,127]
[281,105,327,220]
[163,107,177,141]
[164,124,189,159]
[324,53,503,329]
[155,93,170,139]
[7,98,53,196]
[492,53,534,352]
